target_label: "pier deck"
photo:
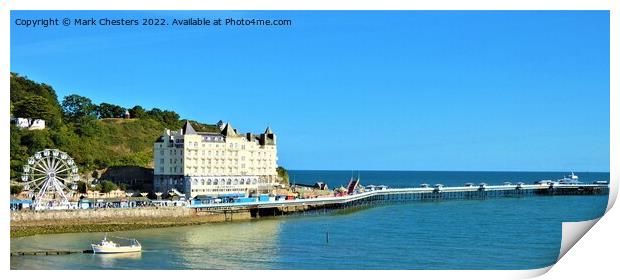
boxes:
[188,184,609,213]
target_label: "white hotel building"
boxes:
[153,120,279,197]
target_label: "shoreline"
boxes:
[11,219,239,238]
[11,184,609,238]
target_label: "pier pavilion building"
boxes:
[153,120,279,198]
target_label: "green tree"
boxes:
[98,180,118,193]
[77,181,88,194]
[10,184,23,195]
[161,110,180,127]
[10,125,28,178]
[128,105,146,119]
[277,166,290,185]
[11,73,63,128]
[13,95,54,127]
[96,103,126,119]
[20,130,54,155]
[73,115,99,136]
[61,94,96,120]
[146,108,164,122]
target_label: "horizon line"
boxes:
[284,169,610,173]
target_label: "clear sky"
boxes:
[10,11,610,172]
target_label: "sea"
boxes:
[10,170,609,270]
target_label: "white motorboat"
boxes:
[91,235,141,254]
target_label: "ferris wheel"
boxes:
[21,149,80,210]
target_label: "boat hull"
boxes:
[91,244,141,254]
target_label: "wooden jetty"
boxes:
[10,249,93,256]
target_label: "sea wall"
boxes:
[10,207,252,237]
[11,207,193,223]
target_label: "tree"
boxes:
[128,105,146,119]
[61,94,96,120]
[98,180,118,193]
[11,73,64,128]
[96,103,125,119]
[161,110,180,126]
[277,166,289,185]
[10,125,28,177]
[10,184,23,195]
[77,181,88,194]
[20,130,54,155]
[13,95,54,127]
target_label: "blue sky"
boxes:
[10,11,610,172]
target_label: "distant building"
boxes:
[123,110,131,119]
[153,121,279,197]
[12,117,45,130]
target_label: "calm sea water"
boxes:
[11,171,609,270]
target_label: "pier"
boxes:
[189,183,609,217]
[10,249,93,256]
